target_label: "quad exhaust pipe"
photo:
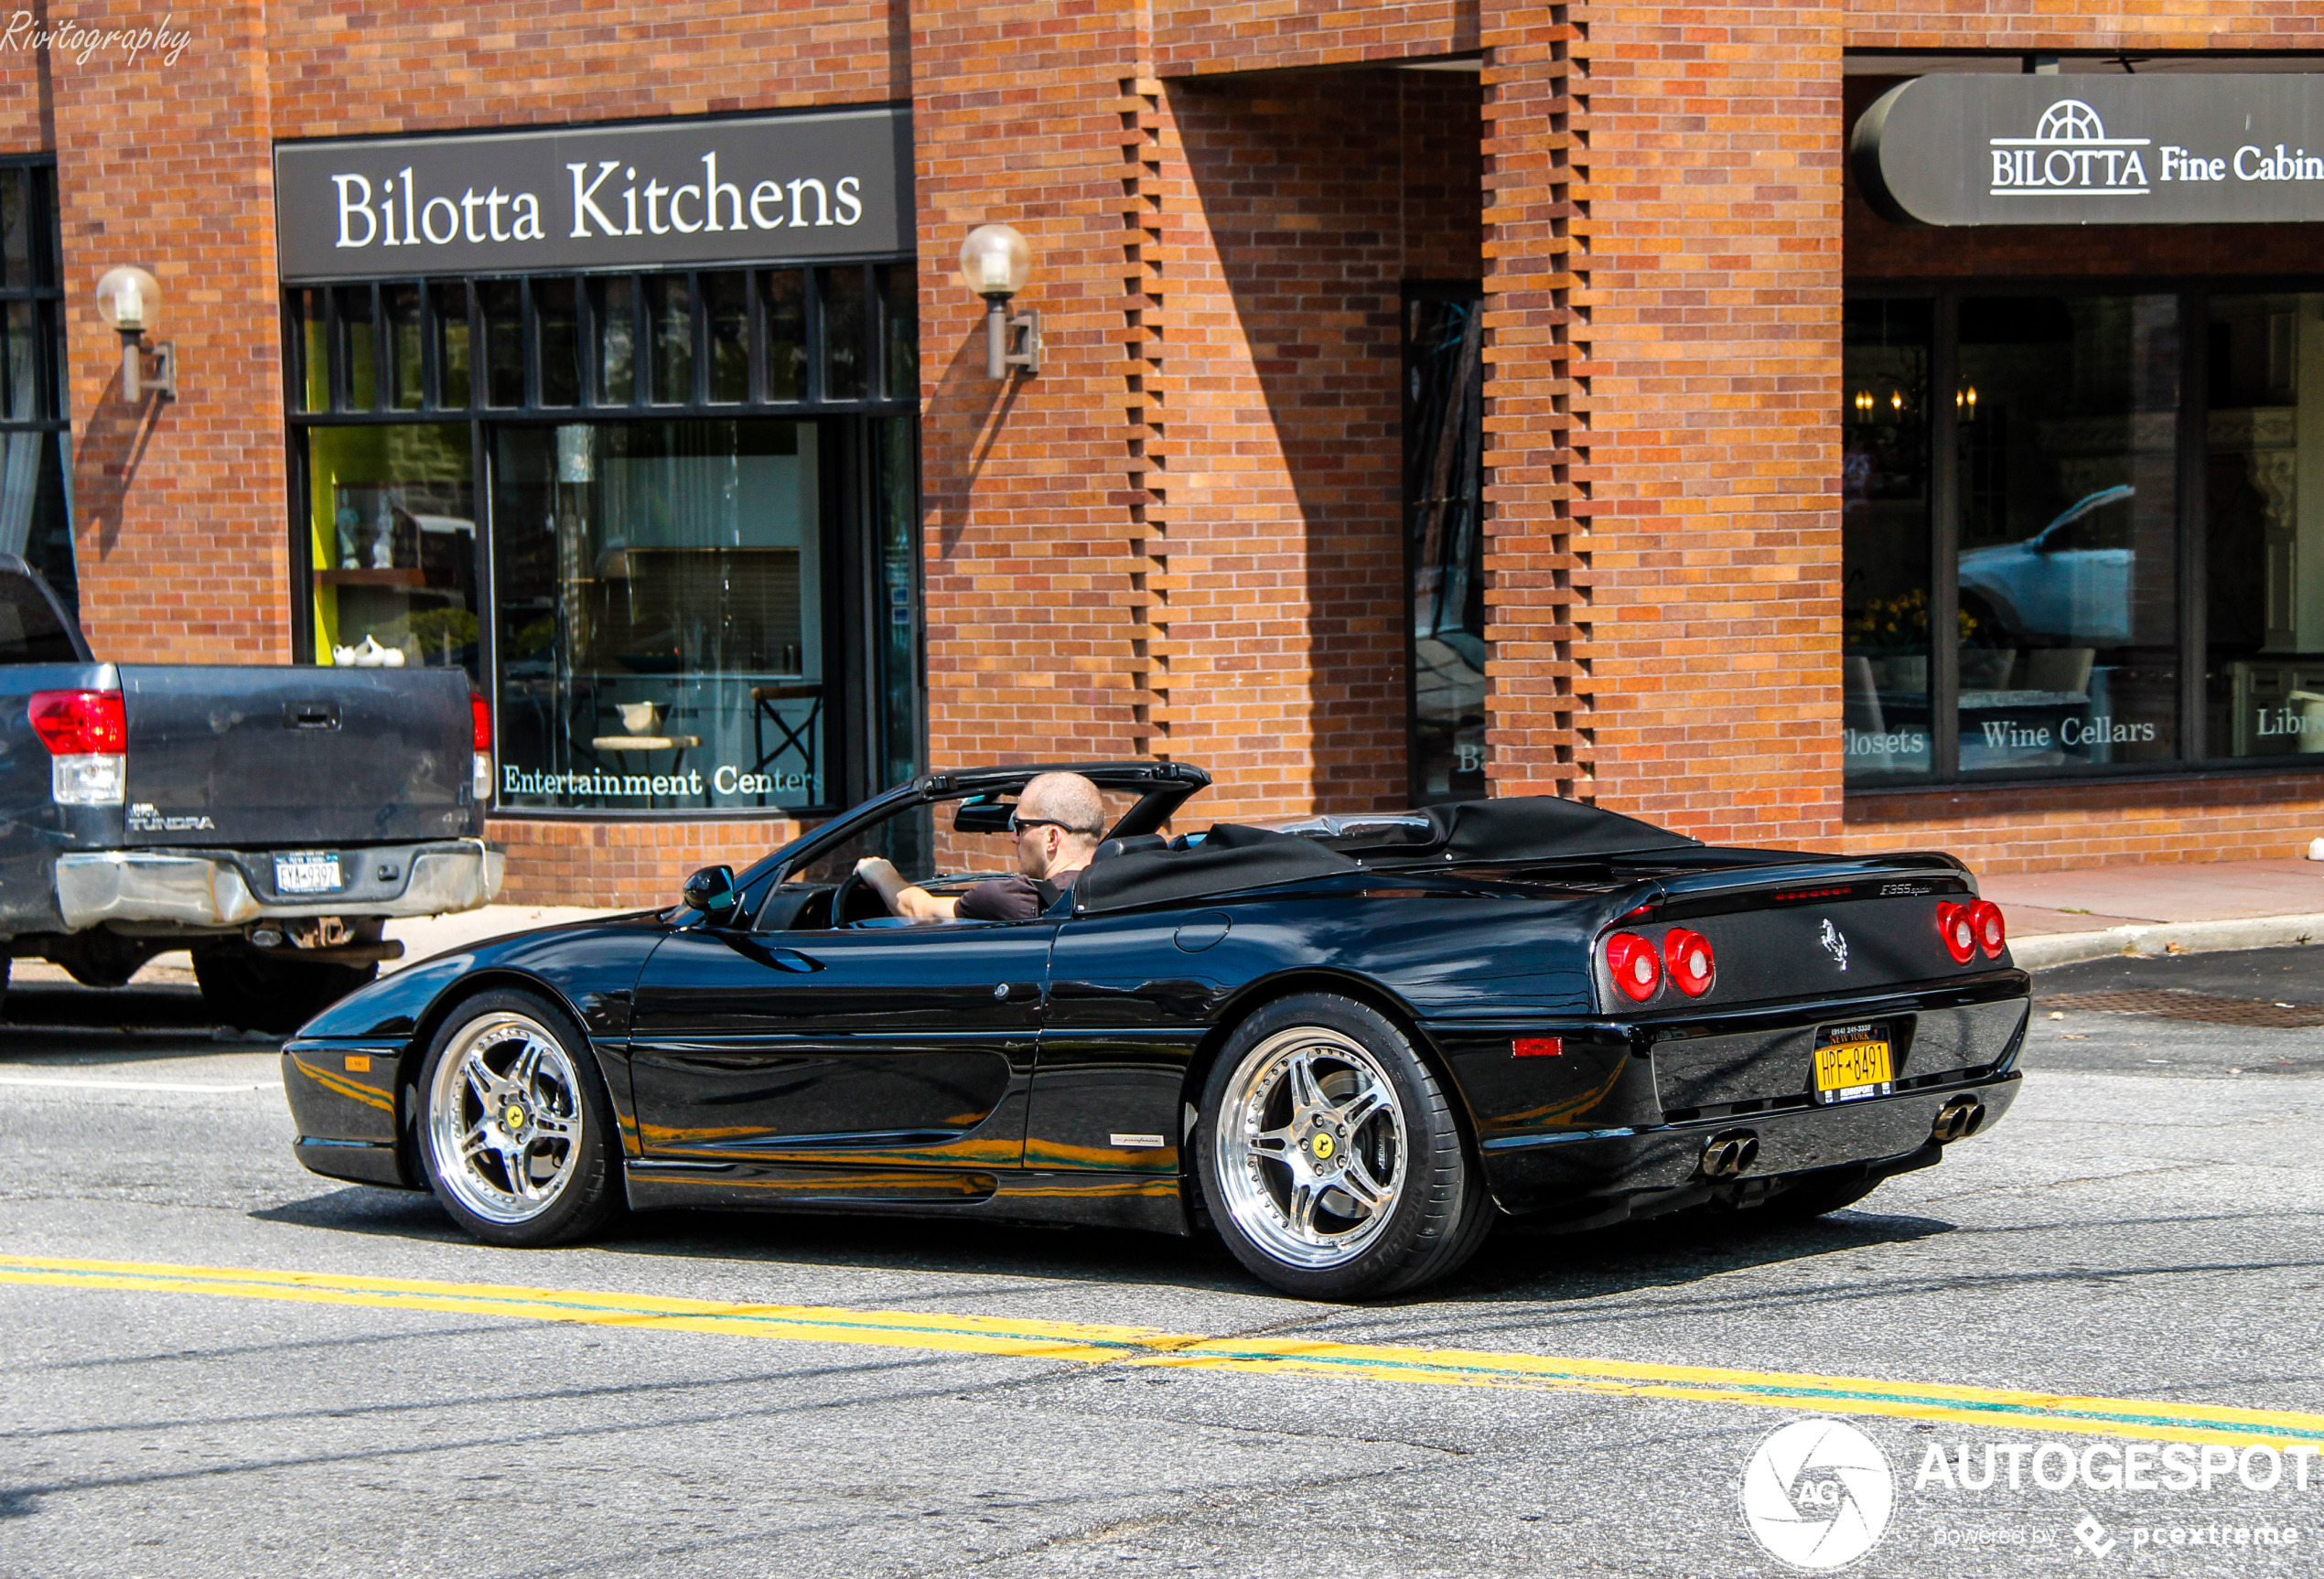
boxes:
[1932,1096,1987,1144]
[1699,1130,1759,1179]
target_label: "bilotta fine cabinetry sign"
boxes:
[1856,75,2324,225]
[274,106,913,281]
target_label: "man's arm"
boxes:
[854,856,959,922]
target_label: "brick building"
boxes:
[7,3,2324,905]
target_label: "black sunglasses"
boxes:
[1007,814,1096,836]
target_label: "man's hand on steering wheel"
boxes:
[829,865,871,926]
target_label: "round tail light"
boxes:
[1935,901,1977,965]
[1605,931,1662,1003]
[1970,898,2007,960]
[1663,928,1715,997]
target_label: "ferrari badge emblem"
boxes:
[1819,918,1849,972]
[503,1104,526,1130]
[1311,1133,1336,1160]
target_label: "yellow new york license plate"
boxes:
[1813,1039,1893,1101]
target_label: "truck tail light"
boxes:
[29,689,126,806]
[1935,901,1977,965]
[1663,928,1716,997]
[469,691,493,805]
[1606,931,1662,1003]
[1970,898,2007,960]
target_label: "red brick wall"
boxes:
[0,37,48,154]
[1556,0,1847,846]
[267,1,905,136]
[489,814,802,907]
[1156,1,1477,78]
[1843,777,2324,875]
[52,1,292,664]
[1157,70,1479,820]
[909,0,1154,781]
[1846,5,2324,53]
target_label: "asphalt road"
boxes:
[3,950,2321,1578]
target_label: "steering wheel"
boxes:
[827,867,871,928]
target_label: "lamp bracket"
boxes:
[1003,308,1039,376]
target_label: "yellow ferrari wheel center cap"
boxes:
[503,1104,525,1130]
[1310,1133,1335,1160]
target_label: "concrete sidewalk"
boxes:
[1982,858,2324,968]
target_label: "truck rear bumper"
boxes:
[55,839,503,930]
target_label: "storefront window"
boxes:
[1844,286,2195,783]
[1956,295,2179,773]
[305,423,478,676]
[493,419,823,812]
[2208,292,2324,760]
[0,162,75,613]
[1404,287,1484,803]
[291,263,917,815]
[1843,300,1933,780]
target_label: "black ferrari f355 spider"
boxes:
[284,761,2028,1299]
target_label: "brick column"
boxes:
[50,1,289,663]
[909,0,1152,774]
[1479,1,1594,802]
[1547,0,1847,845]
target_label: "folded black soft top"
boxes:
[1073,795,1697,913]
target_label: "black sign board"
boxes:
[1856,75,2324,226]
[275,107,914,281]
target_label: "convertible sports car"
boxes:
[283,762,2028,1299]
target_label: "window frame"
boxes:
[283,258,920,821]
[0,157,76,611]
[1842,273,2324,791]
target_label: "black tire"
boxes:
[190,944,378,1034]
[1756,1171,1885,1223]
[413,988,622,1248]
[1196,993,1492,1301]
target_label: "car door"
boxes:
[627,915,1055,1174]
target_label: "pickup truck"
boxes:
[0,556,501,1031]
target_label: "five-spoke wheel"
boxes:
[1198,994,1491,1300]
[416,990,619,1246]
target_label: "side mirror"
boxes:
[682,865,738,920]
[952,799,1016,834]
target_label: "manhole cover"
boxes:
[2044,990,2324,1028]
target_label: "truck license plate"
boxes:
[274,853,343,895]
[1813,1022,1894,1105]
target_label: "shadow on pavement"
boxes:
[253,1177,1959,1310]
[3,980,215,1032]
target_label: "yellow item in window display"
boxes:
[1845,587,1977,650]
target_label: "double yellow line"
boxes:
[6,1253,2319,1450]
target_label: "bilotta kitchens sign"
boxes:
[1856,75,2324,225]
[274,107,913,281]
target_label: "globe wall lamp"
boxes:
[958,223,1038,380]
[94,265,175,401]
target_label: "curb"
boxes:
[2013,913,2324,971]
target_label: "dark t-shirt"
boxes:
[956,868,1080,922]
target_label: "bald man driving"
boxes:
[855,770,1106,923]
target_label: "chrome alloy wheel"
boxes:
[1213,1026,1408,1269]
[425,1011,586,1225]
